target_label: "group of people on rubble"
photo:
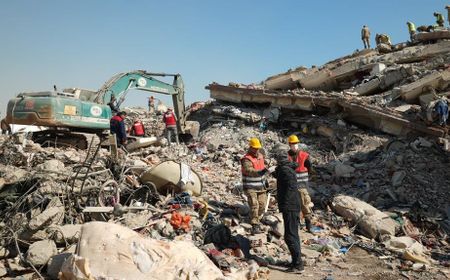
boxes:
[109,95,180,147]
[241,135,313,273]
[361,5,450,50]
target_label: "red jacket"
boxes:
[163,111,176,127]
[130,121,145,136]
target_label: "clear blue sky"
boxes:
[0,0,446,114]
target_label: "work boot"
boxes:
[286,262,305,274]
[305,218,313,233]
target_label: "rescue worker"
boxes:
[407,22,416,41]
[241,138,268,234]
[163,108,179,145]
[361,25,371,49]
[108,95,120,114]
[110,111,127,146]
[434,12,445,27]
[273,150,304,273]
[287,135,313,233]
[130,118,145,137]
[148,96,155,114]
[446,6,450,26]
[1,118,11,135]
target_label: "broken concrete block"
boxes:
[49,224,82,245]
[355,78,382,96]
[36,159,65,178]
[391,170,406,187]
[47,252,73,279]
[29,206,64,231]
[400,71,450,102]
[419,93,436,108]
[331,195,398,239]
[26,240,57,267]
[370,63,386,76]
[334,162,355,178]
[317,126,334,138]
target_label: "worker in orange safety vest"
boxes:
[241,137,268,234]
[287,135,314,233]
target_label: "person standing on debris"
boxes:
[241,138,268,234]
[110,111,128,146]
[287,135,314,233]
[361,25,371,49]
[446,6,450,26]
[1,118,11,135]
[407,22,416,41]
[129,118,145,137]
[108,95,120,114]
[148,96,155,114]
[163,108,179,145]
[434,12,445,27]
[273,149,305,273]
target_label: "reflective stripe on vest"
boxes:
[241,153,265,189]
[288,150,309,183]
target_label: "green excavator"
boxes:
[5,70,199,149]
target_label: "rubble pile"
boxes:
[1,28,450,280]
[0,97,449,279]
[207,40,450,139]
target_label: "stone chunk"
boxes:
[26,240,57,267]
[332,195,398,239]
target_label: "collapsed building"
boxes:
[0,31,449,280]
[206,38,450,140]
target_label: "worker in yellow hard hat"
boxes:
[287,135,314,233]
[241,137,268,234]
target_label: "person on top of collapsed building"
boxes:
[110,111,128,146]
[361,25,371,49]
[434,12,445,27]
[287,135,314,233]
[241,137,269,235]
[446,6,450,26]
[407,22,416,41]
[272,146,305,274]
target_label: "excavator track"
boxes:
[32,130,102,150]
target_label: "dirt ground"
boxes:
[268,247,449,280]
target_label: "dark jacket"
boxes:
[110,115,127,144]
[273,159,301,212]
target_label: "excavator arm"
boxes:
[5,70,199,143]
[94,70,189,134]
